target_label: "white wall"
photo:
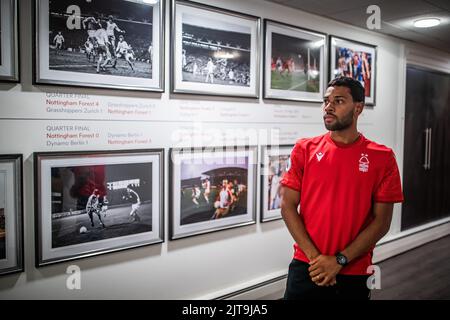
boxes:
[0,0,449,299]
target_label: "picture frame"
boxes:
[0,0,19,82]
[329,36,376,105]
[34,0,164,92]
[170,146,257,240]
[170,0,260,98]
[34,149,164,267]
[0,154,23,276]
[260,145,292,222]
[263,20,326,102]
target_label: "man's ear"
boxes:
[355,102,364,115]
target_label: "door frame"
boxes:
[388,43,450,242]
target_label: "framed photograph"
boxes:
[260,145,292,222]
[170,146,257,239]
[35,0,164,91]
[0,155,23,276]
[330,36,376,105]
[34,149,164,267]
[264,20,326,102]
[0,0,19,82]
[171,0,260,97]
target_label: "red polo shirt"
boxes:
[281,133,404,275]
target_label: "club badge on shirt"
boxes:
[359,153,369,172]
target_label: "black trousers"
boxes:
[284,259,371,300]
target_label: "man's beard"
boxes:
[324,109,354,131]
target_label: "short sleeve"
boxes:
[373,151,404,203]
[280,142,304,192]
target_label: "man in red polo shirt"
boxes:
[281,76,403,300]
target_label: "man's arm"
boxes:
[86,195,93,210]
[280,186,320,261]
[309,202,394,286]
[131,189,141,204]
[115,24,124,33]
[341,202,393,263]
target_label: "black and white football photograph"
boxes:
[170,147,257,239]
[172,1,260,97]
[36,0,163,91]
[181,14,251,87]
[35,150,164,266]
[50,162,153,248]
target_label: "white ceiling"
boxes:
[266,0,450,53]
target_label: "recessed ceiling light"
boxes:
[143,0,158,4]
[413,18,440,28]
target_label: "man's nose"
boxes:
[323,101,334,112]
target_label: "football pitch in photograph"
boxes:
[270,70,318,92]
[49,49,152,79]
[51,202,152,248]
[270,32,321,92]
[50,161,154,249]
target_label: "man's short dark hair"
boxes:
[327,76,365,104]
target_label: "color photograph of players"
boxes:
[260,145,292,222]
[270,32,321,93]
[266,154,290,211]
[330,37,376,104]
[181,13,251,87]
[334,46,373,98]
[47,0,154,79]
[264,21,325,101]
[50,162,153,248]
[0,173,5,260]
[179,158,249,225]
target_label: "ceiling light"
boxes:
[143,0,158,4]
[413,18,440,28]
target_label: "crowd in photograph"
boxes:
[183,50,251,85]
[335,47,372,96]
